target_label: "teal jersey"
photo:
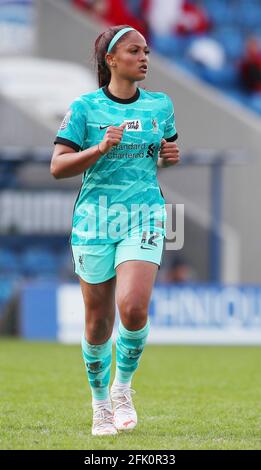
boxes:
[54,86,178,245]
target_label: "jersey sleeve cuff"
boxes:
[165,133,178,142]
[54,137,81,152]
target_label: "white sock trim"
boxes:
[112,379,131,388]
[92,397,112,407]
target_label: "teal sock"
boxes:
[81,335,112,400]
[115,320,150,384]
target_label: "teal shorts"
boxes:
[71,226,164,284]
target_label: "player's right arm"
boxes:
[50,123,126,179]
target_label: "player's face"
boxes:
[108,32,150,82]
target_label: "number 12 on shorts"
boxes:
[141,231,159,247]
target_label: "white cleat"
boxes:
[92,401,118,436]
[111,383,138,431]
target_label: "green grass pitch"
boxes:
[0,339,260,450]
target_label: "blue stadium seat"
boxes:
[235,3,261,28]
[205,1,234,25]
[199,63,238,89]
[150,33,190,58]
[248,94,261,114]
[225,89,249,107]
[159,0,261,115]
[250,25,261,42]
[126,0,143,16]
[211,27,244,60]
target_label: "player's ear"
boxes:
[105,53,116,68]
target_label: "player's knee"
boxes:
[85,313,113,344]
[119,302,147,330]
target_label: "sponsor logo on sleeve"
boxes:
[60,110,72,130]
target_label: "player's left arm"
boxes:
[157,95,180,168]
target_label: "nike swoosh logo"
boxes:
[140,246,153,250]
[99,125,110,130]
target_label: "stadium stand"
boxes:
[1,0,261,322]
[71,0,261,115]
[146,0,261,115]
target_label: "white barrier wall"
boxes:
[21,282,261,345]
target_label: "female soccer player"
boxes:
[51,25,180,436]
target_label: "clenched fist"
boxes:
[158,139,180,167]
[99,122,127,155]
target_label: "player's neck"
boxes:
[107,80,137,100]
